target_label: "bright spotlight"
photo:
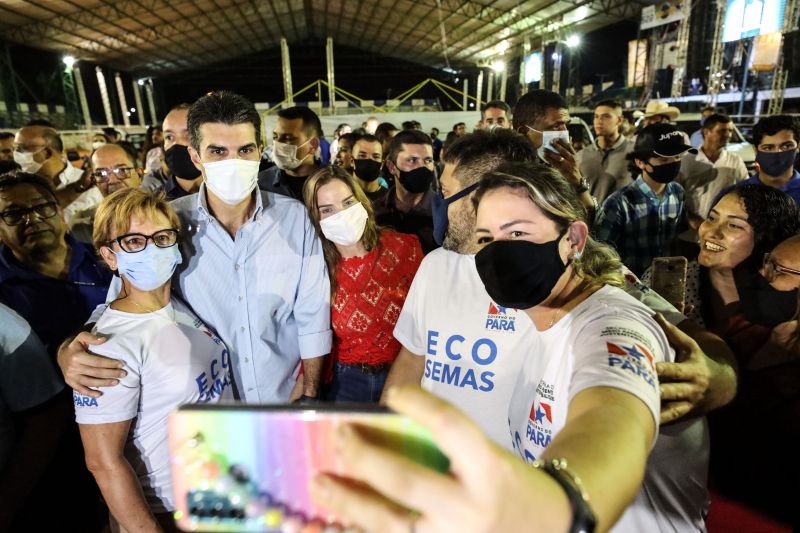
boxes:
[62,55,75,67]
[566,34,581,48]
[551,52,560,61]
[130,107,136,112]
[137,79,145,86]
[491,59,506,72]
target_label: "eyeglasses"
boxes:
[757,141,798,153]
[0,202,58,226]
[92,167,135,182]
[762,253,800,282]
[107,229,179,253]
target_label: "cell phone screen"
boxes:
[168,404,449,532]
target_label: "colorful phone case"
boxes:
[168,404,449,532]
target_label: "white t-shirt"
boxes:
[393,250,685,448]
[508,285,708,532]
[74,298,234,513]
[393,248,537,448]
[679,148,748,219]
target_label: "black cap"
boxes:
[633,123,697,157]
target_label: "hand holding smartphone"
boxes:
[649,256,689,313]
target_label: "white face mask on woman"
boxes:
[319,203,368,246]
[202,159,260,205]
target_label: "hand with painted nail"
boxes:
[309,385,571,533]
[57,331,123,398]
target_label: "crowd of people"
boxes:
[1,86,799,532]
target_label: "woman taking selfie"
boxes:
[303,165,423,402]
[75,189,233,532]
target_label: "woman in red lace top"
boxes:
[303,166,423,402]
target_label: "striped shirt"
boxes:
[594,177,685,276]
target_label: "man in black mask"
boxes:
[373,130,437,253]
[716,115,800,206]
[143,103,204,201]
[595,123,695,275]
[352,134,387,204]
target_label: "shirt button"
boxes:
[239,296,243,301]
[244,357,249,363]
[240,326,245,332]
[234,263,240,271]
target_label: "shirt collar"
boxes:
[633,176,678,199]
[594,134,626,151]
[0,233,87,283]
[195,183,264,223]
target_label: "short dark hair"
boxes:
[42,128,63,153]
[339,132,362,148]
[354,134,380,145]
[402,121,416,130]
[701,105,718,114]
[188,91,262,152]
[276,106,322,139]
[102,127,119,137]
[442,129,537,186]
[24,118,55,128]
[431,127,440,135]
[513,89,567,129]
[752,115,800,146]
[387,130,432,162]
[0,132,14,141]
[453,122,465,131]
[375,122,398,144]
[595,100,623,112]
[702,113,731,132]
[0,170,57,202]
[162,103,192,127]
[482,100,511,116]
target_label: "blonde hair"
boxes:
[474,162,625,288]
[93,188,181,251]
[302,165,381,292]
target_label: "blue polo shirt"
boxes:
[711,170,800,208]
[0,234,111,357]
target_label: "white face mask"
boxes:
[59,162,86,187]
[202,159,260,205]
[92,141,106,151]
[271,139,314,171]
[527,126,570,161]
[13,149,45,174]
[319,202,368,246]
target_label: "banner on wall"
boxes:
[750,31,783,70]
[641,0,687,30]
[627,39,648,87]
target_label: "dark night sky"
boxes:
[2,18,638,124]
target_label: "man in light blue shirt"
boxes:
[58,92,331,403]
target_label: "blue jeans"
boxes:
[325,363,388,403]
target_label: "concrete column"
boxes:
[281,38,294,102]
[95,67,114,126]
[72,64,92,129]
[114,73,130,127]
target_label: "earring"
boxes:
[574,250,582,261]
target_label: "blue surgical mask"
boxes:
[756,149,797,177]
[115,243,182,292]
[431,182,480,245]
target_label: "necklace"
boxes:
[127,298,163,314]
[548,307,563,328]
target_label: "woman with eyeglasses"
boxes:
[74,188,233,532]
[303,166,423,402]
[642,183,800,526]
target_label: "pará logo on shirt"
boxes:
[73,392,98,408]
[606,342,657,388]
[484,302,517,332]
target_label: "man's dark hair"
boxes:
[431,127,440,135]
[0,132,14,141]
[412,120,421,128]
[354,134,380,146]
[387,130,432,162]
[442,129,537,186]
[162,103,192,128]
[375,122,398,144]
[24,118,55,128]
[595,99,623,112]
[701,105,718,114]
[482,100,511,115]
[339,132,362,148]
[513,89,567,129]
[0,160,21,174]
[752,115,800,147]
[42,127,63,154]
[702,113,731,132]
[0,170,57,201]
[188,91,262,152]
[402,121,416,130]
[276,105,322,139]
[453,122,465,131]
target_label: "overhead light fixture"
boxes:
[551,52,560,61]
[497,40,510,54]
[62,55,75,67]
[130,107,136,112]
[491,59,506,72]
[566,34,581,48]
[137,79,145,86]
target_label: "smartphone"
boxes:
[168,404,449,532]
[649,256,689,312]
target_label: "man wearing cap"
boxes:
[595,123,695,275]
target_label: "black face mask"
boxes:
[756,149,797,177]
[397,166,434,193]
[645,160,681,184]
[475,234,567,310]
[164,144,201,180]
[737,270,799,327]
[354,159,382,182]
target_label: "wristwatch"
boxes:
[533,458,597,533]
